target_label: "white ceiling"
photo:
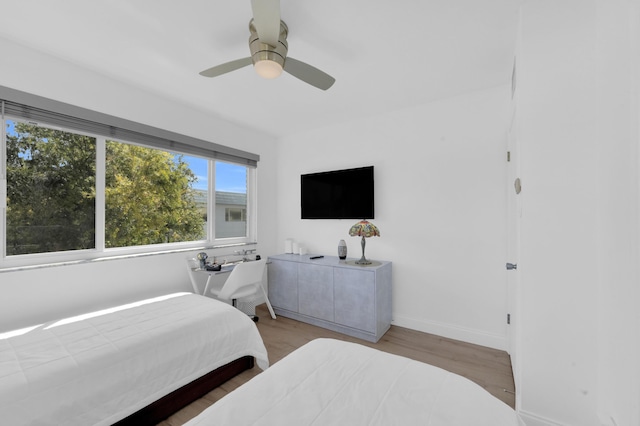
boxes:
[0,0,520,138]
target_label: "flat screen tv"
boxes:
[301,166,374,219]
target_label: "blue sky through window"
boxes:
[215,161,247,193]
[181,155,246,193]
[180,155,207,191]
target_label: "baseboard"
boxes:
[391,314,507,351]
[518,410,566,426]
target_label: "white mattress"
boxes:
[0,292,268,426]
[186,338,524,426]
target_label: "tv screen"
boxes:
[301,166,374,219]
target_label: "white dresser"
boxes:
[268,254,392,342]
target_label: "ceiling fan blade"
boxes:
[251,0,280,47]
[284,57,335,90]
[199,57,252,78]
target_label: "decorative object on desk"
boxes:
[196,252,208,269]
[348,220,380,265]
[299,245,308,255]
[285,239,293,253]
[292,242,300,254]
[338,239,347,259]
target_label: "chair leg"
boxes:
[261,286,277,320]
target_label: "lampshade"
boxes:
[349,220,380,265]
[254,59,283,79]
[348,220,380,238]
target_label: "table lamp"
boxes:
[348,220,380,265]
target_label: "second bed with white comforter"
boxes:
[186,338,524,426]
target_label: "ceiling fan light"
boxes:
[254,59,283,79]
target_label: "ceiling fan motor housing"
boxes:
[249,19,288,69]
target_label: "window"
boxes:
[5,120,96,255]
[104,141,208,248]
[1,87,259,268]
[215,161,248,239]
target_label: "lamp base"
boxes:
[355,236,372,265]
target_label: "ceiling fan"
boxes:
[199,0,335,90]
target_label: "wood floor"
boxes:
[158,304,515,425]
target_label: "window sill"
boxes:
[0,241,257,273]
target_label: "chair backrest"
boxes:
[218,259,267,301]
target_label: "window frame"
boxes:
[210,159,256,246]
[1,116,257,269]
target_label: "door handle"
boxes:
[506,263,518,270]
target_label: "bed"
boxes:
[185,338,524,426]
[0,292,268,426]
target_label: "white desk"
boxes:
[187,264,235,296]
[202,268,229,296]
[186,262,277,320]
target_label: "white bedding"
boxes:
[186,338,524,426]
[0,292,268,426]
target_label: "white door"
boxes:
[506,113,522,408]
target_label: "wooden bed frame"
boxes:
[113,356,255,426]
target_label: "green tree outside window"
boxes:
[5,121,206,256]
[6,122,96,255]
[105,141,205,247]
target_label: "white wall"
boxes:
[276,85,511,350]
[515,1,640,425]
[0,37,279,332]
[595,2,640,425]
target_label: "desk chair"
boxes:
[210,259,277,322]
